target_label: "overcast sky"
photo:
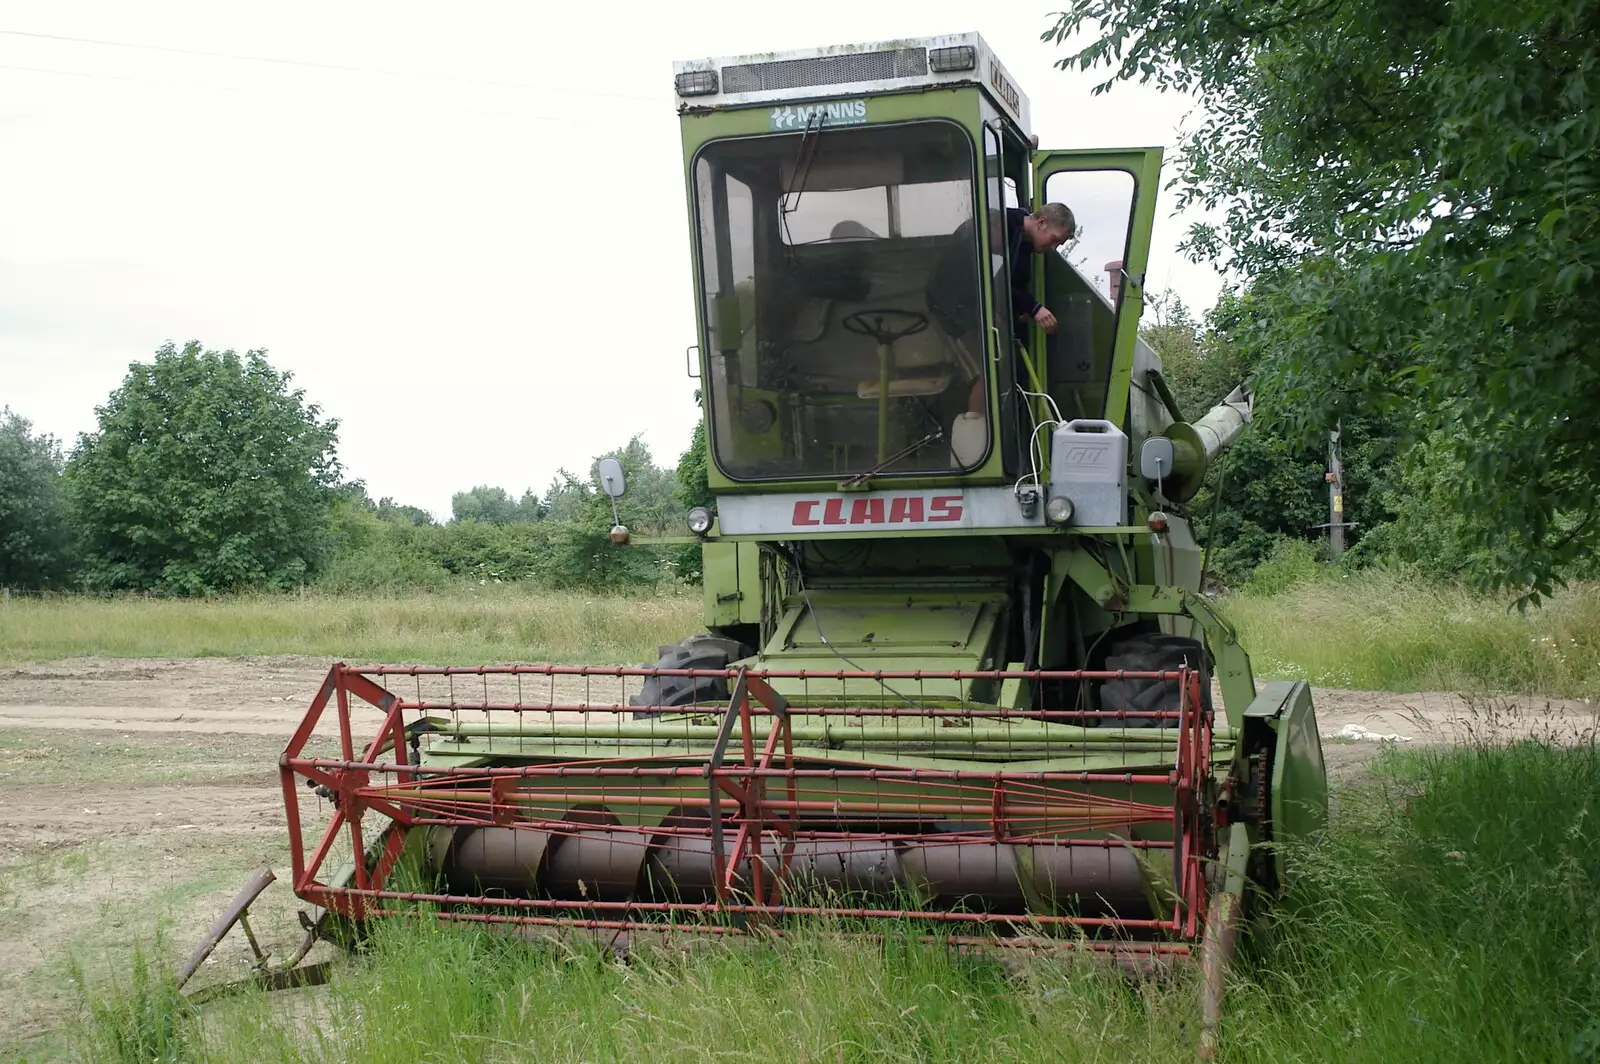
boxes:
[0,1,1216,519]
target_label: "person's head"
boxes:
[1023,203,1076,253]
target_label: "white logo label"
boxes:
[768,99,868,130]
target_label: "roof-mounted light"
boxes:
[675,70,719,97]
[928,45,976,73]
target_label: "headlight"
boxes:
[674,70,719,96]
[687,507,714,535]
[1045,496,1074,526]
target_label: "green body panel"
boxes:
[1245,681,1329,884]
[703,540,762,628]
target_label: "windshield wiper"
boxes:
[839,430,944,489]
[779,112,827,246]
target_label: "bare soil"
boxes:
[0,656,1593,1056]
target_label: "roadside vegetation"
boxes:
[62,739,1599,1064]
[0,586,699,667]
[5,573,1597,700]
[1226,542,1600,699]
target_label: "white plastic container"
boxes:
[1048,419,1128,526]
[949,412,988,468]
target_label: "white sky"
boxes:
[0,1,1217,519]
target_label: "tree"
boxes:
[1147,291,1406,582]
[377,497,436,527]
[676,394,713,510]
[451,485,534,525]
[1046,0,1600,598]
[66,341,340,594]
[543,436,683,533]
[0,409,73,589]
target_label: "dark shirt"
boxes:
[926,208,1041,340]
[1005,207,1043,321]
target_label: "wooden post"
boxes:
[1328,425,1346,559]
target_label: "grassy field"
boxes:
[1227,573,1600,698]
[6,578,1598,1061]
[63,740,1600,1063]
[0,587,701,667]
[3,576,1598,698]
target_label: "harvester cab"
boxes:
[268,31,1328,1050]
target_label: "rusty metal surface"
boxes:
[176,866,276,990]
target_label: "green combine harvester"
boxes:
[264,31,1327,1051]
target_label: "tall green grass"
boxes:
[1226,740,1600,1062]
[5,572,1599,698]
[0,587,701,666]
[65,741,1600,1063]
[1224,572,1600,697]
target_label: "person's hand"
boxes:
[1032,306,1058,334]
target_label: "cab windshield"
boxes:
[693,121,985,481]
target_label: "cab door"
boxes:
[1030,149,1163,428]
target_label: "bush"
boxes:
[1240,536,1330,596]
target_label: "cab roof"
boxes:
[672,32,1030,134]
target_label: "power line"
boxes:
[0,27,661,103]
[0,60,602,125]
[0,60,242,92]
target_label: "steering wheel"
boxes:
[842,308,929,345]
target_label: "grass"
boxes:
[1224,573,1600,698]
[3,571,1598,694]
[0,586,701,666]
[60,740,1600,1063]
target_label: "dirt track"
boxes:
[0,656,1594,1054]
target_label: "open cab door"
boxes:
[1030,149,1163,428]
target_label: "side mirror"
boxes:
[597,458,627,499]
[1139,437,1175,482]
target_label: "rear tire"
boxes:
[630,633,752,720]
[1097,632,1211,729]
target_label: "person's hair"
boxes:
[1034,202,1076,236]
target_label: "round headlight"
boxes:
[686,506,714,535]
[1045,496,1074,526]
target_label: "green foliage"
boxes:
[450,485,541,525]
[64,341,340,595]
[69,945,194,1063]
[1048,0,1600,599]
[1239,536,1327,597]
[541,435,684,534]
[676,398,713,510]
[1149,292,1403,583]
[0,408,73,589]
[314,440,696,594]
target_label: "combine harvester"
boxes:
[254,31,1326,1048]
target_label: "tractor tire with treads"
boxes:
[1098,632,1212,729]
[630,633,752,720]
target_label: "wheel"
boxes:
[629,633,753,720]
[1097,632,1212,729]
